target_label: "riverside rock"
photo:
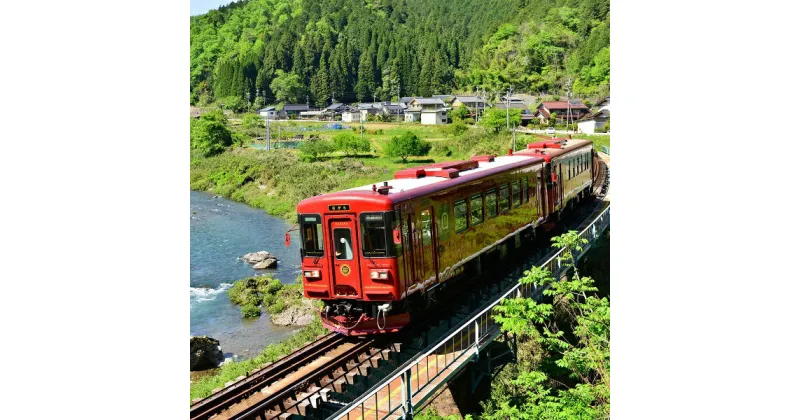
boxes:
[271,301,316,326]
[253,257,278,269]
[190,336,224,371]
[242,251,272,264]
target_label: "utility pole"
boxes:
[506,87,512,130]
[512,124,517,152]
[265,113,270,151]
[566,78,572,133]
[475,86,479,124]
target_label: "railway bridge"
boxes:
[327,204,611,420]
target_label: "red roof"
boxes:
[539,101,589,111]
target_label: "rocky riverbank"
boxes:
[227,275,319,324]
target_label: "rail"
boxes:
[329,206,611,420]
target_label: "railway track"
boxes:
[191,155,612,420]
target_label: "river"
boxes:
[190,191,302,359]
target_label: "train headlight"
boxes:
[304,270,320,278]
[370,270,389,280]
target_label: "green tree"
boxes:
[450,104,470,121]
[332,132,371,156]
[241,113,263,129]
[386,131,431,163]
[481,108,521,132]
[298,138,336,161]
[310,57,331,108]
[191,112,232,157]
[270,70,304,104]
[488,231,609,419]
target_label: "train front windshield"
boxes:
[299,215,324,257]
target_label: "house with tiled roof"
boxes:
[534,101,590,124]
[451,96,489,117]
[577,109,610,134]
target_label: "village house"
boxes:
[283,104,310,119]
[451,96,489,117]
[493,101,535,126]
[577,109,610,134]
[534,101,591,125]
[381,103,404,120]
[421,109,448,125]
[258,106,283,119]
[407,98,447,112]
[358,103,383,120]
[323,103,350,120]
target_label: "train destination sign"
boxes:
[328,204,350,211]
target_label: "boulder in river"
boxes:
[242,251,272,264]
[253,257,278,269]
[190,336,224,371]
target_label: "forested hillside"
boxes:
[190,0,609,108]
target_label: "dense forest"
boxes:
[190,0,609,108]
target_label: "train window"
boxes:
[299,214,323,257]
[470,193,484,226]
[454,199,468,233]
[420,209,433,246]
[361,213,388,257]
[333,228,354,260]
[523,177,529,203]
[391,209,403,257]
[499,184,510,213]
[512,180,521,207]
[486,188,498,219]
[439,203,451,241]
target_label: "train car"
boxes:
[516,138,594,218]
[294,138,594,335]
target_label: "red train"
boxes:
[294,137,596,335]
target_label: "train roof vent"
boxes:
[470,155,496,163]
[526,139,567,150]
[394,160,479,180]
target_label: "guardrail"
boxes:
[329,206,611,420]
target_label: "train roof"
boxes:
[514,137,593,161]
[298,154,546,211]
[297,137,594,212]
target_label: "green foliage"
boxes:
[332,132,371,156]
[298,138,336,161]
[191,0,610,104]
[487,231,609,419]
[270,70,304,104]
[190,111,233,157]
[241,113,263,129]
[240,303,261,318]
[450,104,470,121]
[386,131,432,163]
[190,149,385,219]
[228,276,303,318]
[481,108,521,132]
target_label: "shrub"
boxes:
[298,138,336,161]
[241,114,263,129]
[267,300,286,314]
[191,112,233,157]
[333,132,371,156]
[241,303,261,318]
[386,131,431,163]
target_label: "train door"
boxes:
[325,215,362,298]
[417,207,437,285]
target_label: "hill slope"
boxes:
[190,0,609,107]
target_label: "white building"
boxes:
[404,111,421,122]
[577,110,609,134]
[421,109,448,125]
[342,110,360,123]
